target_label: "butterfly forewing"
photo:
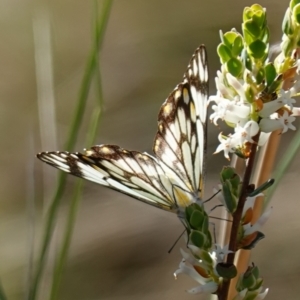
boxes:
[37,45,209,212]
[38,147,176,211]
[153,46,208,200]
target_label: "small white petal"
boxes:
[257,288,269,299]
[186,281,218,294]
[259,118,283,133]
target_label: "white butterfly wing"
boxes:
[37,146,177,211]
[37,45,208,212]
[153,46,208,199]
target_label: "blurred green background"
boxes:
[1,0,300,299]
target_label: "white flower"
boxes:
[237,287,269,300]
[243,207,272,236]
[278,110,296,133]
[259,99,285,118]
[234,121,259,144]
[186,281,218,295]
[212,244,233,263]
[242,193,263,215]
[214,134,238,160]
[174,258,218,295]
[226,73,247,102]
[209,96,250,126]
[259,89,296,118]
[260,111,296,133]
[277,89,296,109]
[259,118,283,133]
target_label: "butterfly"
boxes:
[37,45,208,214]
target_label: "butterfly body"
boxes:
[37,45,209,214]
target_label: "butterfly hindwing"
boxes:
[37,45,209,212]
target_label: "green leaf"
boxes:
[216,263,237,279]
[201,215,209,233]
[268,73,283,93]
[232,35,244,57]
[281,36,295,57]
[282,8,292,35]
[248,39,267,59]
[243,6,252,22]
[244,20,261,38]
[251,266,260,279]
[249,178,275,197]
[217,44,232,63]
[199,250,213,265]
[242,232,265,250]
[243,26,254,45]
[290,0,300,10]
[223,31,239,48]
[264,63,277,86]
[185,203,203,223]
[255,68,265,84]
[205,230,212,249]
[292,3,300,24]
[242,271,256,289]
[262,26,270,43]
[189,210,204,230]
[245,85,255,103]
[220,166,236,183]
[223,180,237,213]
[226,58,243,77]
[251,6,266,28]
[190,230,205,248]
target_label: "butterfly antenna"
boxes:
[168,229,186,254]
[203,189,221,204]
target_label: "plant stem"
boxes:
[218,133,260,300]
[29,2,113,300]
[48,1,112,300]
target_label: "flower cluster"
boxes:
[209,4,300,159]
[174,203,234,294]
[174,169,272,298]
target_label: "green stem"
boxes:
[0,281,7,300]
[64,0,112,151]
[29,1,113,299]
[48,2,110,299]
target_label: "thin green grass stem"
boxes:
[30,1,113,299]
[265,129,300,208]
[48,1,111,299]
[0,282,7,300]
